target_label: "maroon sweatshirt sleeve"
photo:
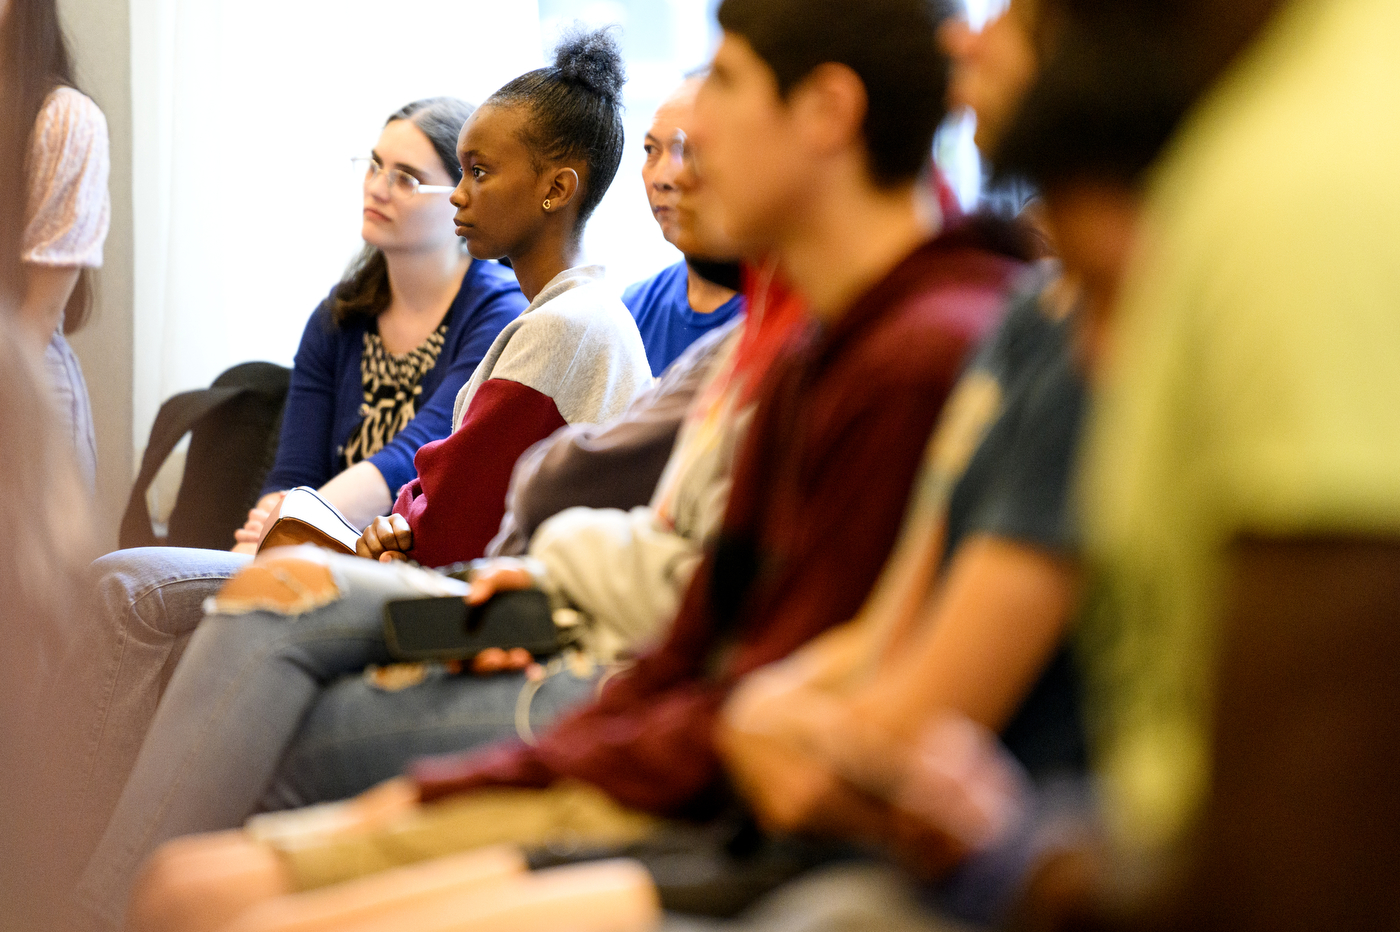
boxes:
[392,378,567,569]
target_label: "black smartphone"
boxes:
[382,589,561,662]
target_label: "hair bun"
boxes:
[553,27,626,102]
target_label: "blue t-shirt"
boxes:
[261,258,527,498]
[621,261,746,376]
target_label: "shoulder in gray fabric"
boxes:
[451,265,653,429]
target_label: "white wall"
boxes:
[127,0,545,474]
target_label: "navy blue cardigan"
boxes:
[261,258,526,498]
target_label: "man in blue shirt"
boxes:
[622,78,746,375]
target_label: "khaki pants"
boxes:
[250,782,663,892]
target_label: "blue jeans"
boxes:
[44,547,248,877]
[68,552,595,932]
[257,659,594,810]
[45,328,97,493]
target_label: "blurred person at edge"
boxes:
[0,14,100,921]
[620,76,746,376]
[0,0,110,492]
[0,327,99,929]
[1001,0,1400,929]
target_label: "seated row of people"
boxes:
[9,0,1399,928]
[238,80,744,555]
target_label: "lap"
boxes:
[208,549,468,625]
[194,550,470,654]
[92,546,251,639]
[254,781,662,893]
[259,659,599,810]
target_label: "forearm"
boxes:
[318,462,393,531]
[851,536,1079,740]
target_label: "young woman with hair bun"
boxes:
[358,26,650,568]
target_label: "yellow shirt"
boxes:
[1079,0,1400,852]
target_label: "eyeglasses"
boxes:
[352,157,455,197]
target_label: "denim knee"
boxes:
[91,547,248,639]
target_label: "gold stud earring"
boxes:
[543,199,551,211]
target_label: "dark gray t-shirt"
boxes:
[940,267,1087,777]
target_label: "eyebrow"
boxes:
[645,130,686,148]
[370,148,428,180]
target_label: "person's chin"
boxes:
[463,238,505,262]
[669,228,698,255]
[659,222,685,246]
[361,223,390,249]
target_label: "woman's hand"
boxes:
[232,491,286,554]
[469,647,536,675]
[463,559,539,675]
[356,514,414,562]
[466,559,534,604]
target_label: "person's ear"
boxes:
[789,62,868,159]
[541,167,581,213]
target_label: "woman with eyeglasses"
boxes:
[235,97,527,551]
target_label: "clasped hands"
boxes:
[718,663,1031,880]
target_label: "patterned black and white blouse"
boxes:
[342,321,449,469]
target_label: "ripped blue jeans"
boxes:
[68,549,596,932]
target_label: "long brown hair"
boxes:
[0,0,95,333]
[329,97,474,326]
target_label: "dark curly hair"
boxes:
[329,97,475,326]
[487,26,627,227]
[716,0,956,189]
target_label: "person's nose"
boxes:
[656,143,686,190]
[652,166,677,192]
[366,169,393,202]
[450,179,467,209]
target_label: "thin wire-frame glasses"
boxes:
[352,157,455,196]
